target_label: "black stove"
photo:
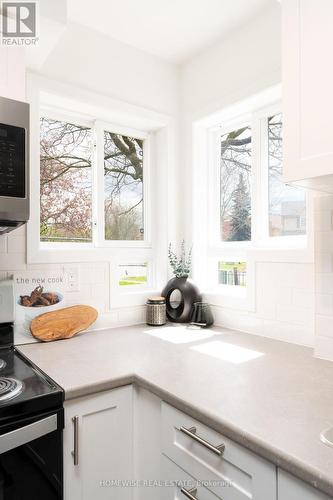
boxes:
[0,322,64,499]
[0,323,63,423]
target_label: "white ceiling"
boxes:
[68,0,273,64]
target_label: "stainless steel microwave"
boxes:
[0,96,29,235]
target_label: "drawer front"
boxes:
[161,402,276,500]
[161,455,222,500]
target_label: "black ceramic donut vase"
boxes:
[161,277,202,323]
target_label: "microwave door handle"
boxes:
[0,414,57,455]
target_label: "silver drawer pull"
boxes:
[71,416,79,466]
[179,426,225,456]
[180,487,198,500]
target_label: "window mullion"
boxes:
[260,115,270,242]
[252,113,268,244]
[94,121,105,246]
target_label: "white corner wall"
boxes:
[314,195,333,360]
[180,3,315,347]
[0,6,319,348]
[40,22,179,116]
[0,28,180,340]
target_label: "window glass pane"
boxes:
[104,132,144,240]
[220,126,252,242]
[218,261,247,286]
[118,263,148,286]
[268,113,306,236]
[40,117,93,243]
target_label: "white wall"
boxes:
[0,26,180,342]
[314,195,333,360]
[0,47,26,101]
[181,2,281,118]
[179,2,315,347]
[40,22,179,116]
[0,5,319,348]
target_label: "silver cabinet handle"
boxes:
[180,487,198,500]
[179,426,225,456]
[71,416,79,466]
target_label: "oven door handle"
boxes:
[0,414,58,454]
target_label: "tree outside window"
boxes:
[40,117,145,243]
[220,126,252,242]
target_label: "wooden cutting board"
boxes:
[30,305,98,342]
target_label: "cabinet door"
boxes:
[278,469,332,500]
[64,385,133,500]
[282,0,333,186]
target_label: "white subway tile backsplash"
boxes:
[316,273,333,295]
[314,194,333,211]
[314,210,333,231]
[79,263,108,285]
[316,293,333,315]
[315,315,333,339]
[315,335,333,360]
[7,235,25,254]
[276,304,313,326]
[292,289,314,309]
[315,253,332,273]
[315,231,333,252]
[261,319,314,347]
[0,236,7,253]
[314,194,333,359]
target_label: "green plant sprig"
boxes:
[168,240,192,278]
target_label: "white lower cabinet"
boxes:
[63,385,133,500]
[278,469,332,500]
[62,385,332,500]
[161,455,221,500]
[161,402,276,500]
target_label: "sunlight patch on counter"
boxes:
[191,340,264,364]
[143,325,216,344]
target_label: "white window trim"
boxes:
[38,106,151,251]
[191,85,314,312]
[26,73,177,307]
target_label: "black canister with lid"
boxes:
[146,296,166,326]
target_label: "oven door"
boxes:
[0,408,63,500]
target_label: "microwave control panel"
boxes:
[0,123,25,198]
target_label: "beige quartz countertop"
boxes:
[18,324,333,497]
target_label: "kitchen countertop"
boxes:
[18,324,333,497]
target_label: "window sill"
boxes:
[27,244,153,264]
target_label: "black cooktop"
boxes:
[0,324,63,424]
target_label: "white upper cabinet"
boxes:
[282,0,333,192]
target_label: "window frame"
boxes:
[94,120,151,249]
[191,87,313,309]
[39,111,151,251]
[26,73,176,308]
[209,102,308,254]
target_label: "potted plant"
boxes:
[161,241,201,323]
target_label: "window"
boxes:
[118,263,148,287]
[218,261,247,287]
[39,114,149,247]
[268,113,306,237]
[206,105,307,290]
[220,126,252,242]
[104,132,144,241]
[40,117,93,243]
